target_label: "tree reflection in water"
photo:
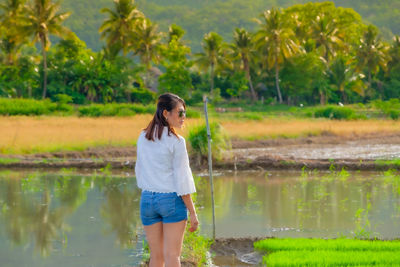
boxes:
[0,172,91,256]
[98,177,141,249]
[0,171,142,257]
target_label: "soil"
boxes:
[211,238,265,266]
[1,132,400,170]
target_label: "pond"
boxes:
[1,168,400,266]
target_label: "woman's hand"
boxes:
[189,212,199,232]
[181,194,199,232]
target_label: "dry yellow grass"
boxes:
[1,116,400,154]
[218,118,400,139]
[0,115,203,154]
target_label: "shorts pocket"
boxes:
[140,196,154,218]
[157,194,176,218]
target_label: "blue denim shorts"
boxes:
[140,191,188,226]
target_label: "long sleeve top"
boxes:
[135,126,196,196]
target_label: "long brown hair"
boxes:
[144,93,186,141]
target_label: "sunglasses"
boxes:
[178,110,186,118]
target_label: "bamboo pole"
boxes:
[203,95,216,240]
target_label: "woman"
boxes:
[135,93,199,267]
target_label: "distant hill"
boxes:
[60,0,400,52]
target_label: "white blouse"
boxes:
[135,126,196,196]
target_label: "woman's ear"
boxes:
[163,109,169,121]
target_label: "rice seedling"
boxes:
[353,193,376,239]
[255,238,400,253]
[255,238,400,266]
[264,250,400,266]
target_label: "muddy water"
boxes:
[1,169,400,266]
[233,143,400,160]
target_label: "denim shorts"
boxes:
[140,191,188,226]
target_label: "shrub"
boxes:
[131,88,156,105]
[0,98,58,115]
[187,122,231,164]
[78,105,103,117]
[130,103,156,114]
[389,109,400,120]
[78,103,155,117]
[371,98,400,119]
[314,106,355,120]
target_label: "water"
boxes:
[234,143,400,160]
[1,169,400,266]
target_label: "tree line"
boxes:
[0,0,399,106]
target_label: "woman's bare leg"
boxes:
[163,220,187,267]
[144,222,164,267]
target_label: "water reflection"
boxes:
[0,171,144,266]
[196,170,400,239]
[99,178,141,248]
[1,169,400,266]
[1,173,80,256]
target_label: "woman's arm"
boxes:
[181,194,199,232]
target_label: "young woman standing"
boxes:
[135,93,199,267]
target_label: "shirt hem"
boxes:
[140,188,176,194]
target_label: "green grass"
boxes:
[375,159,400,167]
[0,98,70,116]
[255,238,400,266]
[0,98,202,118]
[0,157,20,164]
[211,99,400,120]
[181,225,212,266]
[77,103,155,117]
[1,97,399,121]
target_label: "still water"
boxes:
[1,169,400,266]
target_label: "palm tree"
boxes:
[194,32,227,93]
[130,18,161,70]
[388,35,400,73]
[99,0,143,57]
[21,0,71,99]
[328,55,363,103]
[255,8,301,103]
[168,23,185,44]
[310,14,344,62]
[355,25,389,89]
[0,0,27,65]
[231,28,257,102]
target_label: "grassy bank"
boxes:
[2,115,400,154]
[1,98,400,120]
[255,238,400,266]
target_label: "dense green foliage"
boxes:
[1,0,400,107]
[57,0,400,52]
[255,238,400,266]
